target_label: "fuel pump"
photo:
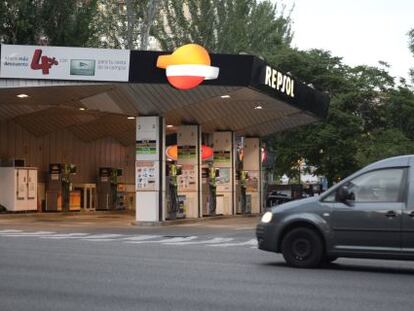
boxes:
[240,170,249,214]
[61,164,77,212]
[97,167,122,210]
[110,168,122,209]
[167,163,179,219]
[208,164,217,216]
[46,163,76,212]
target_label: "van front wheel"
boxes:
[281,227,324,268]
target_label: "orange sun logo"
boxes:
[156,44,219,90]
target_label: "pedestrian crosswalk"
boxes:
[0,229,258,248]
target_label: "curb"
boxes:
[132,214,260,227]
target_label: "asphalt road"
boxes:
[1,223,414,311]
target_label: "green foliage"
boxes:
[89,0,139,49]
[409,28,414,83]
[409,28,414,55]
[88,0,159,49]
[266,99,362,184]
[0,0,97,46]
[267,48,351,95]
[265,47,414,185]
[153,0,293,53]
[356,129,414,167]
[385,85,414,139]
[41,0,97,47]
[1,0,414,187]
[0,0,42,44]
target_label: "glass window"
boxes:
[321,191,336,202]
[345,168,405,203]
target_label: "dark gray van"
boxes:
[256,155,414,268]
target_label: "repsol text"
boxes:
[264,66,295,98]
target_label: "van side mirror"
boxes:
[335,186,354,204]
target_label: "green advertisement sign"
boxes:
[136,140,157,155]
[178,145,196,160]
[214,150,231,164]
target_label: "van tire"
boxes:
[281,227,324,268]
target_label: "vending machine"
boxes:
[0,166,38,212]
[97,167,122,210]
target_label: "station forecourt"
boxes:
[0,43,329,223]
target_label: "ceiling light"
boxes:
[127,116,136,120]
[254,105,263,110]
[166,124,174,128]
[17,94,29,98]
[220,95,231,99]
[79,107,86,111]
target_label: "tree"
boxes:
[0,0,42,44]
[140,0,161,49]
[153,0,293,54]
[89,0,160,50]
[356,128,414,167]
[409,28,414,83]
[264,47,414,185]
[149,1,414,185]
[41,0,98,47]
[385,85,414,140]
[0,0,97,46]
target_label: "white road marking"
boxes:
[83,238,121,242]
[124,236,198,244]
[0,231,55,237]
[208,239,258,247]
[39,233,90,239]
[121,235,161,241]
[0,230,257,248]
[166,237,234,245]
[0,229,23,233]
[78,234,125,239]
[234,226,255,230]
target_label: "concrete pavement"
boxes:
[0,211,260,235]
[2,212,414,311]
[2,228,414,311]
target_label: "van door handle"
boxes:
[385,211,397,218]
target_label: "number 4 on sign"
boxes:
[30,49,58,74]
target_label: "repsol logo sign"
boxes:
[264,66,295,98]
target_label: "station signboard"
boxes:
[0,44,130,82]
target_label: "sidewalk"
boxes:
[0,210,260,231]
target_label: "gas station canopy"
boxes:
[0,44,330,219]
[0,44,329,141]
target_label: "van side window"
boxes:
[322,192,336,202]
[344,168,405,203]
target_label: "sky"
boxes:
[279,0,414,81]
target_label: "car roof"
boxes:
[362,154,413,172]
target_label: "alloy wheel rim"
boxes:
[292,238,312,260]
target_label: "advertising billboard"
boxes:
[0,44,130,82]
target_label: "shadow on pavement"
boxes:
[262,261,414,275]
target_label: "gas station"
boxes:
[0,43,329,223]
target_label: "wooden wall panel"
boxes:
[0,120,135,185]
